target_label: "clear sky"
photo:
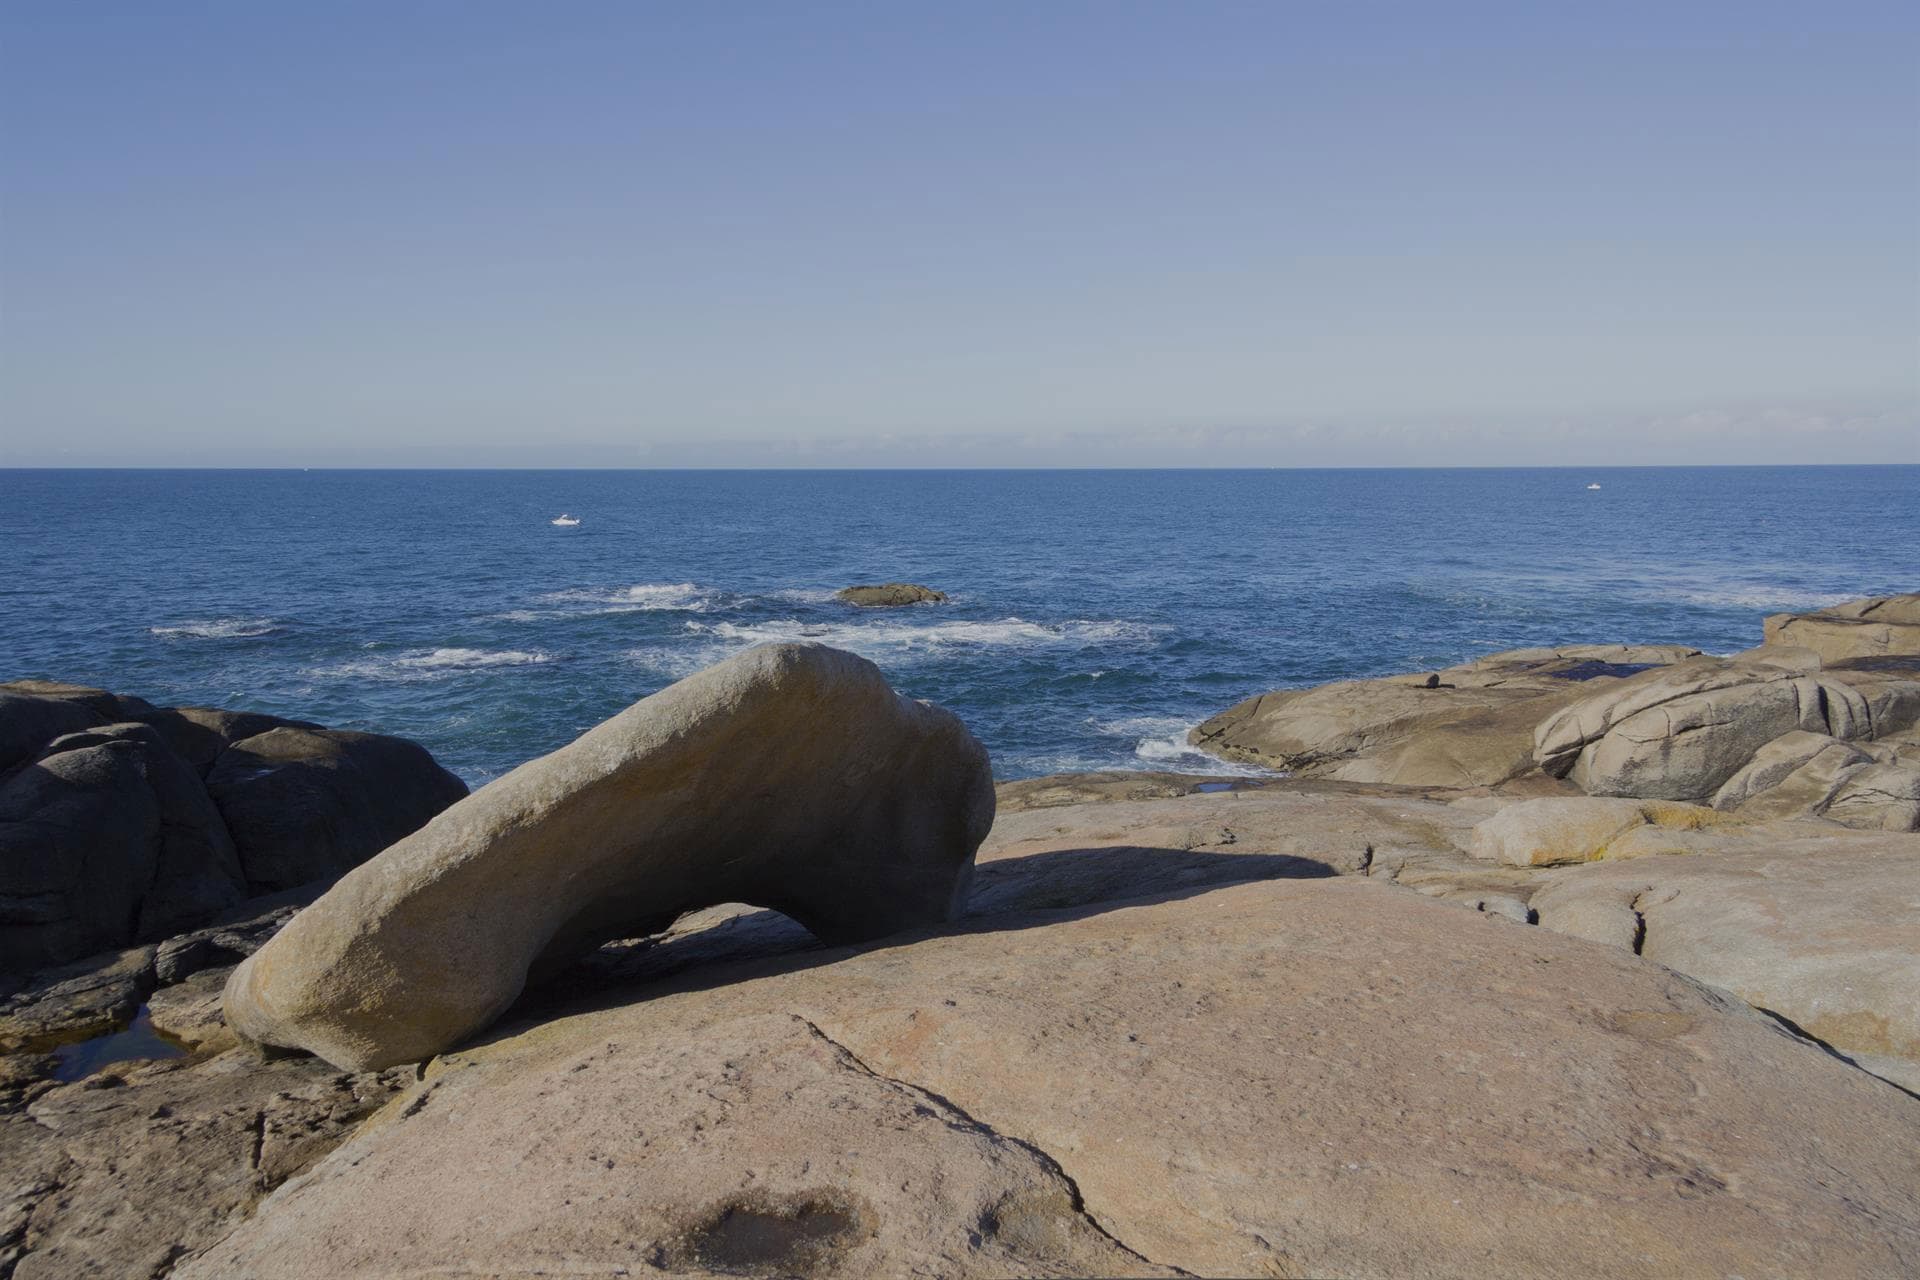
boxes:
[2,1,1915,467]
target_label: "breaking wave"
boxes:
[1094,714,1275,776]
[686,616,1160,651]
[533,582,722,615]
[149,618,278,640]
[310,647,553,680]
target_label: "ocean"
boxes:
[2,466,1914,787]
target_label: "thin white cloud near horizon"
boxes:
[2,400,1911,469]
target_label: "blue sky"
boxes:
[2,1,1915,466]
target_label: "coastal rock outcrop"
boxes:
[836,582,947,606]
[0,681,466,973]
[183,877,1920,1280]
[1523,818,1920,1087]
[8,770,1920,1274]
[973,777,1920,1089]
[1762,592,1920,663]
[1710,729,1920,829]
[1532,655,1920,805]
[1186,644,1699,787]
[2,1048,413,1279]
[223,643,995,1071]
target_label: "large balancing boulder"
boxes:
[223,643,996,1071]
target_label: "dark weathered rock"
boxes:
[225,643,996,1071]
[0,681,466,973]
[0,722,239,974]
[836,582,948,607]
[205,726,468,895]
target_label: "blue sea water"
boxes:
[2,467,1914,787]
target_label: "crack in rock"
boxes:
[791,1015,1193,1276]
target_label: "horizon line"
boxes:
[3,461,1917,474]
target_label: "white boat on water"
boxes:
[1586,483,1602,490]
[551,513,581,526]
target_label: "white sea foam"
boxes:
[684,616,1161,653]
[150,618,278,640]
[534,581,721,615]
[1662,585,1862,611]
[621,644,727,681]
[400,648,550,670]
[311,647,553,680]
[623,615,1160,682]
[1095,714,1275,776]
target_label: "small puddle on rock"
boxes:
[52,1006,189,1082]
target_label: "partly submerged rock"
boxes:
[1763,593,1920,664]
[836,582,948,607]
[223,643,995,1071]
[184,878,1920,1280]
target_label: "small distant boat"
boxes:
[1586,483,1602,490]
[551,513,581,526]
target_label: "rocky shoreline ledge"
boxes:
[2,596,1918,1277]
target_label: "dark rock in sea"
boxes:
[0,680,467,974]
[835,582,947,607]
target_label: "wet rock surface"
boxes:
[834,582,948,607]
